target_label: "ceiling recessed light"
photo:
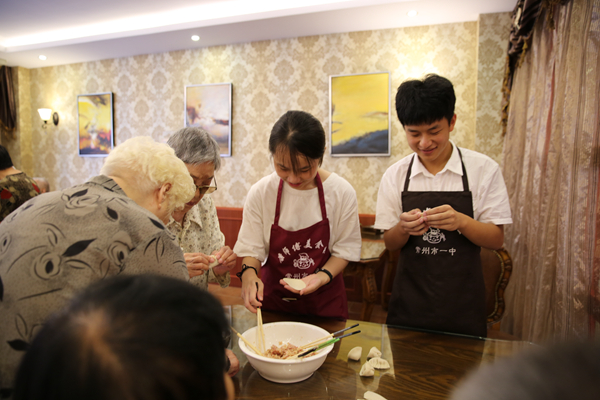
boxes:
[407,10,418,17]
[39,55,47,60]
[191,35,200,41]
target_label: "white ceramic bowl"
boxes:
[238,321,334,383]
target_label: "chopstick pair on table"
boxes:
[286,323,361,359]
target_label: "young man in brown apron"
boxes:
[374,74,512,337]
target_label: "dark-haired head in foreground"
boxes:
[13,274,235,400]
[451,341,600,400]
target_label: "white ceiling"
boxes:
[0,0,517,69]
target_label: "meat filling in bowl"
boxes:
[265,342,301,359]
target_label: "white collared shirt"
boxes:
[374,141,512,230]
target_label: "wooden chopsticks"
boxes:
[233,283,268,357]
[231,310,267,357]
[256,307,266,354]
[231,327,263,356]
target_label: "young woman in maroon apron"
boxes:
[386,150,487,337]
[260,173,347,318]
[235,110,360,320]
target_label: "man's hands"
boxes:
[400,205,465,236]
[386,205,466,251]
[422,205,465,232]
[400,208,429,235]
[396,205,504,250]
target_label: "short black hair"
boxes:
[0,145,14,170]
[395,74,456,127]
[451,341,600,400]
[269,110,326,175]
[14,274,230,400]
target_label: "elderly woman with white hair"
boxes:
[0,136,195,394]
[166,127,237,290]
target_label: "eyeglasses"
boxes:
[195,176,217,195]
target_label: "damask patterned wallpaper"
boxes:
[9,13,510,214]
[476,12,512,160]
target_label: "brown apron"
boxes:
[386,149,487,337]
[261,173,348,319]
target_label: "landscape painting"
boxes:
[77,92,113,156]
[185,83,232,157]
[329,72,390,156]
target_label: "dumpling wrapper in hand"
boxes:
[368,357,390,369]
[208,256,219,268]
[348,346,362,361]
[364,391,387,400]
[367,346,382,359]
[283,278,307,291]
[359,362,374,377]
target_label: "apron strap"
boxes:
[403,154,416,191]
[315,173,328,220]
[457,147,469,192]
[274,179,284,225]
[403,147,470,192]
[274,172,328,226]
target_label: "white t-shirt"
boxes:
[374,142,512,230]
[234,172,362,263]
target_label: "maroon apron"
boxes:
[386,149,487,337]
[261,173,348,319]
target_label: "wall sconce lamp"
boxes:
[38,108,59,129]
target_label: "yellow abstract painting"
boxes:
[330,72,389,156]
[78,93,113,156]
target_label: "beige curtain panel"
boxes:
[501,0,600,343]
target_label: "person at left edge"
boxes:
[233,110,361,319]
[0,136,195,394]
[0,144,40,223]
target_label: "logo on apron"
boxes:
[293,253,315,269]
[422,227,446,244]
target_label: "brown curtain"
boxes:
[0,65,17,140]
[501,0,600,343]
[501,0,542,136]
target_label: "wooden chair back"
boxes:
[481,247,513,326]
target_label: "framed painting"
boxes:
[185,83,232,157]
[77,92,114,157]
[329,72,390,157]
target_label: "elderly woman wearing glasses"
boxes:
[167,127,237,289]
